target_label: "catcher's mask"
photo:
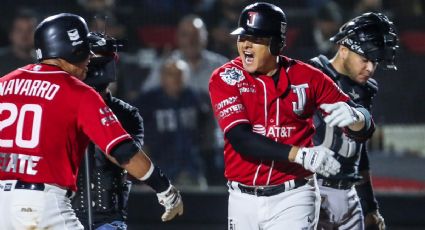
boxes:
[84,32,126,92]
[330,12,399,70]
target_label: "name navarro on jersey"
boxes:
[0,152,42,175]
[0,79,60,100]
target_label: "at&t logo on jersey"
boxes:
[252,124,296,138]
[252,124,266,135]
[219,67,245,86]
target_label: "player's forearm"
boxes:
[120,150,171,193]
[288,146,300,162]
[121,151,153,178]
[348,118,365,131]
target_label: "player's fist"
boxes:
[156,184,183,222]
[365,210,386,230]
[294,146,341,177]
[320,102,364,127]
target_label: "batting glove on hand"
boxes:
[365,210,386,230]
[156,184,183,222]
[294,146,341,177]
[320,102,364,128]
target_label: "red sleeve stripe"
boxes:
[223,119,250,133]
[105,134,131,154]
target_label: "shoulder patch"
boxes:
[219,67,245,86]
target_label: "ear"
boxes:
[339,46,349,60]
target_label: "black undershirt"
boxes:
[225,123,292,161]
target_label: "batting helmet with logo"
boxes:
[231,2,287,56]
[330,12,399,70]
[34,13,91,64]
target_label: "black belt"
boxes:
[320,179,355,190]
[15,180,74,198]
[235,179,308,197]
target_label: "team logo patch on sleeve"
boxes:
[99,106,119,126]
[219,67,245,86]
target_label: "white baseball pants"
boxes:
[0,180,83,230]
[317,181,364,230]
[227,176,320,230]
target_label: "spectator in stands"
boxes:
[0,9,38,75]
[140,0,213,25]
[142,14,228,94]
[75,0,136,48]
[134,58,211,189]
[140,17,227,185]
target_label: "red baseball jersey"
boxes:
[0,64,131,191]
[209,57,350,186]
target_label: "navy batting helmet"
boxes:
[330,12,399,70]
[231,2,287,56]
[84,32,125,92]
[34,13,91,64]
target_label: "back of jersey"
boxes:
[0,64,129,190]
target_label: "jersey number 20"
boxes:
[0,103,42,148]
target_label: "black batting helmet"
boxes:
[34,13,91,64]
[330,12,398,70]
[231,2,287,56]
[84,32,125,92]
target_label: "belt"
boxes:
[319,179,355,190]
[14,180,74,198]
[231,179,308,197]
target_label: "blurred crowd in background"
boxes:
[1,0,424,189]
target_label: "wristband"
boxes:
[139,164,170,193]
[139,163,154,181]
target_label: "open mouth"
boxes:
[244,51,254,64]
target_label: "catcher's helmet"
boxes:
[330,12,398,70]
[34,13,90,64]
[231,2,287,56]
[84,32,125,92]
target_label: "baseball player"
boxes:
[209,2,375,230]
[309,12,398,230]
[0,13,182,229]
[71,32,141,230]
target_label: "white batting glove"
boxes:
[320,102,364,127]
[294,146,341,177]
[156,184,183,222]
